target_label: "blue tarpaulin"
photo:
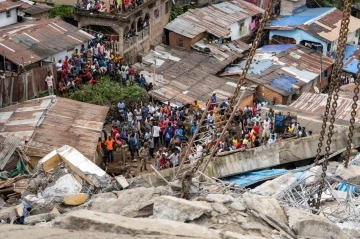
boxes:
[342,59,358,74]
[269,76,297,92]
[258,44,295,53]
[225,169,288,187]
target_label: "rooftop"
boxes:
[268,7,360,43]
[20,3,52,15]
[165,0,263,39]
[0,18,94,66]
[0,96,109,159]
[220,44,334,96]
[0,0,22,12]
[262,92,360,133]
[137,45,253,107]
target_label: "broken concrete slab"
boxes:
[0,204,23,221]
[243,193,288,225]
[63,193,88,206]
[220,231,267,239]
[24,212,60,225]
[211,203,229,214]
[41,174,82,198]
[287,207,352,239]
[229,199,246,212]
[252,173,297,197]
[53,209,222,239]
[153,196,212,222]
[336,164,360,184]
[205,194,234,204]
[337,221,360,239]
[79,186,172,218]
[0,224,206,239]
[115,175,129,189]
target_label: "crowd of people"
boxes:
[51,34,153,95]
[96,93,313,174]
[74,0,144,14]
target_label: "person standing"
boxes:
[105,136,115,164]
[139,142,149,172]
[128,133,137,161]
[63,56,69,72]
[163,125,173,148]
[45,72,54,96]
[148,135,155,158]
[152,122,160,149]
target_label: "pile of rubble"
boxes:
[0,145,359,238]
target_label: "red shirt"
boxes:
[159,121,165,133]
[112,128,118,139]
[252,125,259,135]
[236,142,243,149]
[63,59,69,71]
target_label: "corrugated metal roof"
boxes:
[21,3,52,15]
[138,45,251,108]
[289,92,360,123]
[0,96,109,159]
[0,0,22,12]
[165,0,263,38]
[0,18,94,66]
[221,44,334,96]
[268,7,360,43]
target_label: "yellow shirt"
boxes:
[243,138,249,145]
[232,139,238,147]
[193,102,200,110]
[288,126,294,134]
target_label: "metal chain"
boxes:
[344,55,360,167]
[315,0,352,209]
[180,0,279,197]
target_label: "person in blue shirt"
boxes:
[175,126,183,141]
[139,74,146,87]
[190,123,197,136]
[118,101,125,114]
[275,112,284,133]
[219,101,227,115]
[163,126,173,148]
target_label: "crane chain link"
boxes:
[180,0,279,198]
[344,55,360,167]
[314,0,352,210]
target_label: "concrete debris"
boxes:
[115,175,129,189]
[41,174,82,198]
[53,209,223,239]
[303,165,322,185]
[24,212,60,225]
[252,173,297,197]
[229,199,246,212]
[0,204,23,221]
[243,193,288,225]
[80,186,172,218]
[0,224,205,239]
[336,164,360,184]
[337,221,360,239]
[205,194,234,204]
[287,207,352,239]
[211,203,229,214]
[153,196,212,222]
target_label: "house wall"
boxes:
[228,17,252,40]
[269,29,329,55]
[0,8,17,28]
[150,0,171,46]
[239,93,254,109]
[0,64,57,107]
[168,32,205,50]
[43,42,89,64]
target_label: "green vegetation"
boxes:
[170,4,197,21]
[49,4,75,18]
[69,77,148,105]
[307,0,360,9]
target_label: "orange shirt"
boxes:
[105,139,114,150]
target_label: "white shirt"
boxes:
[148,105,155,114]
[45,76,53,87]
[169,153,179,166]
[128,112,133,122]
[196,145,203,158]
[268,138,275,145]
[350,77,355,83]
[189,154,196,164]
[152,125,160,137]
[263,120,270,131]
[252,116,261,124]
[56,63,62,71]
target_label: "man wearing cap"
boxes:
[139,142,149,172]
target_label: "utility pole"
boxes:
[319,48,323,93]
